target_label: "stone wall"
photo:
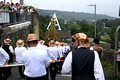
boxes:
[103,49,114,64]
[0,21,32,48]
[100,43,114,64]
[0,12,39,48]
[31,12,39,39]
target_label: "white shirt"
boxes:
[30,9,34,13]
[61,47,105,80]
[66,46,71,51]
[62,46,66,53]
[13,6,17,11]
[36,43,51,61]
[14,47,27,63]
[48,46,59,60]
[56,46,63,58]
[65,46,71,53]
[9,45,14,53]
[0,48,9,67]
[21,47,50,77]
[36,43,48,52]
[20,9,24,14]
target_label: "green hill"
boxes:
[37,9,116,21]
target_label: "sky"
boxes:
[3,0,120,17]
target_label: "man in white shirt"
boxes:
[36,40,49,80]
[2,38,15,77]
[61,33,105,80]
[0,48,9,80]
[21,34,50,80]
[2,38,15,63]
[48,40,61,80]
[15,39,27,80]
[36,40,48,52]
[55,41,64,74]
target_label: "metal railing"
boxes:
[113,26,120,77]
[0,11,31,27]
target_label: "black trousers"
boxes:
[46,68,49,80]
[118,61,120,72]
[49,63,57,80]
[0,67,9,80]
[26,75,46,80]
[18,66,25,79]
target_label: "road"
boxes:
[8,67,71,80]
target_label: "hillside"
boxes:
[37,9,116,21]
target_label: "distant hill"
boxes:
[37,9,116,21]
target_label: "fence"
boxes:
[0,12,9,23]
[0,11,31,27]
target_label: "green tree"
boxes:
[108,25,119,49]
[38,15,51,39]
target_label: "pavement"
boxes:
[8,67,71,80]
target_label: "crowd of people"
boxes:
[3,31,119,80]
[0,33,71,80]
[0,1,37,24]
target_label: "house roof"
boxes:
[58,31,71,39]
[89,38,110,45]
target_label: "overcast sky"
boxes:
[3,0,120,17]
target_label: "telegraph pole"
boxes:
[20,0,24,5]
[4,0,5,5]
[88,4,96,38]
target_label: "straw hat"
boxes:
[39,40,45,45]
[55,41,60,47]
[4,38,11,44]
[27,33,38,42]
[16,39,24,47]
[49,40,55,46]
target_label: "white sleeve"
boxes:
[61,51,72,73]
[23,47,27,52]
[9,46,14,53]
[44,53,50,68]
[90,47,93,50]
[13,7,17,11]
[68,46,71,50]
[21,52,27,65]
[47,48,54,60]
[58,48,63,58]
[94,51,105,80]
[1,48,9,61]
[14,48,17,55]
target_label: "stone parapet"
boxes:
[0,21,32,48]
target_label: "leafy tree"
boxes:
[70,27,78,35]
[38,15,51,39]
[108,25,119,49]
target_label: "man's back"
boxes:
[2,44,13,63]
[22,47,50,77]
[72,47,95,80]
[48,46,59,60]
